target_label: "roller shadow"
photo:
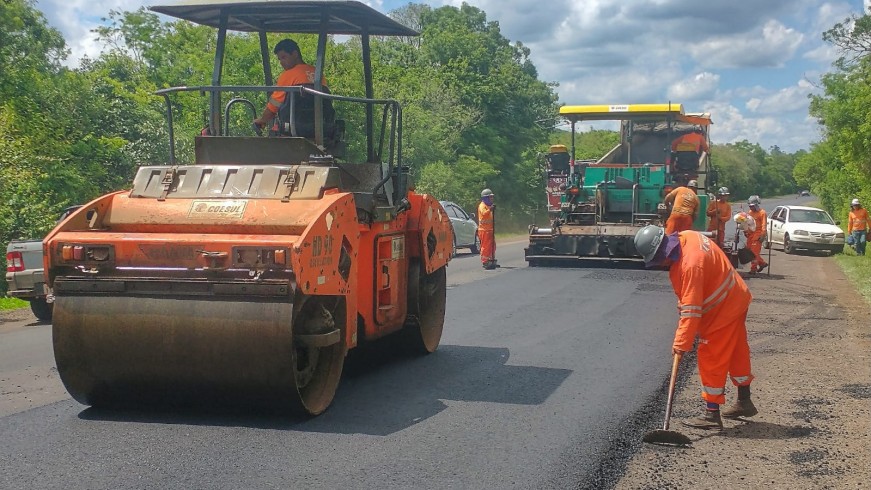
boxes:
[78,344,572,436]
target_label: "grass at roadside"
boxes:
[834,250,871,304]
[0,297,28,310]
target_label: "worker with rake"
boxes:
[635,225,759,429]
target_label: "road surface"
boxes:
[0,194,818,489]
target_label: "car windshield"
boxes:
[789,209,834,224]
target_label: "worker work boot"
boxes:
[682,410,723,430]
[722,398,758,419]
[757,263,768,273]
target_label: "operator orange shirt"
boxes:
[266,64,326,113]
[848,207,869,233]
[671,132,709,153]
[665,186,700,217]
[670,231,753,353]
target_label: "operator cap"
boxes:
[634,225,666,263]
[852,198,860,206]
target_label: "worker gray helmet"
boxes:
[748,195,761,206]
[634,225,666,263]
[481,188,494,198]
[687,180,698,188]
[851,198,860,206]
[717,186,729,195]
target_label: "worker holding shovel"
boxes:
[635,226,759,430]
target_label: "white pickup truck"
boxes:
[5,206,81,322]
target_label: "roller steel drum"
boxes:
[52,294,345,414]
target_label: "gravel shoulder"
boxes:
[614,248,871,489]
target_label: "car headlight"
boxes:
[836,233,845,238]
[793,230,809,236]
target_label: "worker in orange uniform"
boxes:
[634,225,757,429]
[706,187,732,248]
[663,180,700,234]
[848,198,869,256]
[671,131,709,154]
[478,189,497,270]
[253,39,327,130]
[746,195,768,273]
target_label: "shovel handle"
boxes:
[662,352,683,431]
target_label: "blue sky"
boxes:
[35,0,871,152]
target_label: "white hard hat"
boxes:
[852,198,860,206]
[634,225,666,263]
[687,180,698,188]
[481,188,494,198]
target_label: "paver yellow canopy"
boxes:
[44,0,452,415]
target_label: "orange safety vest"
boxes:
[848,207,869,233]
[478,201,494,232]
[266,64,327,113]
[665,187,699,216]
[747,208,767,237]
[671,132,709,153]
[706,200,731,231]
[669,231,753,352]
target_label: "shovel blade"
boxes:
[642,429,692,447]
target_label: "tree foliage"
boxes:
[0,0,816,293]
[795,7,871,224]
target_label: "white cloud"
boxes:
[745,79,815,115]
[38,0,148,66]
[668,72,720,101]
[690,20,804,68]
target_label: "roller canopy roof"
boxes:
[149,0,419,36]
[560,103,712,125]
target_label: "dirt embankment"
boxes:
[614,249,871,489]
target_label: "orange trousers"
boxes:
[747,232,767,269]
[665,214,694,234]
[708,225,726,248]
[479,229,495,264]
[697,310,754,405]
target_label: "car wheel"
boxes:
[783,234,794,254]
[830,245,844,255]
[470,233,480,255]
[30,298,53,323]
[763,238,770,250]
[451,235,458,258]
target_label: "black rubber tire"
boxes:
[451,235,458,257]
[470,233,480,255]
[29,298,53,323]
[783,234,794,254]
[830,246,844,255]
[763,239,770,250]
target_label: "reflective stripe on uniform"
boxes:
[702,271,737,314]
[702,385,725,395]
[680,312,702,318]
[731,375,751,384]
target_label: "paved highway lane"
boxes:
[0,239,695,488]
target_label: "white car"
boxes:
[765,205,845,255]
[439,200,479,255]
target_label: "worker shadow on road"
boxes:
[76,344,572,435]
[692,421,816,443]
